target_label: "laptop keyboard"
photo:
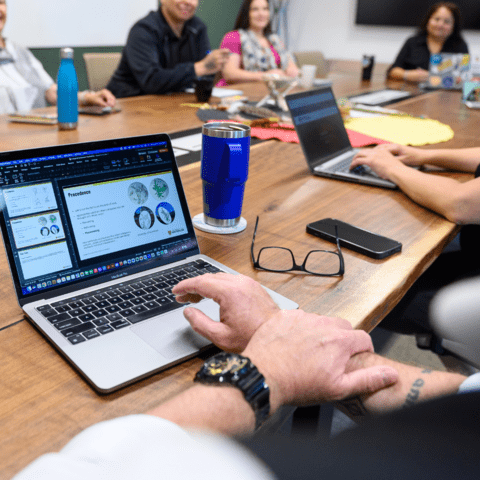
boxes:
[329,156,355,173]
[329,157,376,177]
[35,259,223,346]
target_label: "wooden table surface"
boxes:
[1,68,479,478]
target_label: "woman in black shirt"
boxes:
[388,2,468,83]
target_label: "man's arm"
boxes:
[148,309,399,435]
[351,146,480,224]
[336,352,466,420]
[173,274,468,424]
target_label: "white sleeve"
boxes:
[12,415,274,480]
[14,43,55,89]
[457,372,480,394]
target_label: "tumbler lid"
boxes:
[202,122,251,139]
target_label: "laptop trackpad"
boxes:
[131,301,219,359]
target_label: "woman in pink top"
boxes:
[218,0,299,85]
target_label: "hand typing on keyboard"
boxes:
[37,260,224,345]
[350,144,408,182]
[173,273,280,353]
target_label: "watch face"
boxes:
[205,354,249,376]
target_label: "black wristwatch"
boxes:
[194,352,270,429]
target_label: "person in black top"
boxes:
[351,144,480,336]
[107,0,230,97]
[388,2,468,83]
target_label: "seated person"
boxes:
[13,274,479,478]
[218,0,299,85]
[106,0,229,98]
[388,2,468,83]
[0,0,115,115]
[350,144,480,336]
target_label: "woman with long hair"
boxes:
[388,2,468,82]
[218,0,299,85]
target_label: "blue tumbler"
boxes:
[201,123,251,227]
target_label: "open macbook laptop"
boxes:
[285,86,396,189]
[425,53,470,90]
[0,134,297,393]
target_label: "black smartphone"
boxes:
[306,218,402,259]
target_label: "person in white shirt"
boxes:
[0,0,115,114]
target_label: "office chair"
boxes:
[428,276,480,370]
[293,51,328,78]
[83,52,121,91]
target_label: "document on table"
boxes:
[172,148,190,157]
[212,87,244,98]
[171,133,203,152]
[349,89,411,106]
[349,104,405,118]
[184,87,244,98]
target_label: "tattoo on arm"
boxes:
[404,370,431,408]
[204,60,216,70]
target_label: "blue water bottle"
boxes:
[57,47,78,130]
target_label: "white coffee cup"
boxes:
[300,64,317,89]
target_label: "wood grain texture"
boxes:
[0,67,477,477]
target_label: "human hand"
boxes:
[372,144,431,167]
[173,273,280,352]
[243,310,399,407]
[197,49,230,76]
[405,68,429,83]
[285,62,300,78]
[84,89,116,107]
[350,146,408,180]
[263,68,288,78]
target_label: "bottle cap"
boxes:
[60,47,74,60]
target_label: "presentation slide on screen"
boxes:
[63,172,188,261]
[18,241,72,280]
[10,210,65,249]
[3,183,57,219]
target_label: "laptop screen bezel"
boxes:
[0,133,201,307]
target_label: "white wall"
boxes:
[3,0,158,48]
[287,0,480,63]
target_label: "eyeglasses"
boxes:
[251,216,345,277]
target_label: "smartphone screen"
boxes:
[306,218,402,259]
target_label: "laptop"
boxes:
[285,86,396,189]
[0,133,297,393]
[425,53,470,90]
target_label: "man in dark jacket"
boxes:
[107,0,229,97]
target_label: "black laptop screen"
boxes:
[0,135,199,301]
[286,88,352,165]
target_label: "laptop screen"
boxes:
[286,87,352,166]
[0,134,199,303]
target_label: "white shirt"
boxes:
[0,39,54,114]
[12,415,274,480]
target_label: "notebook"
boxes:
[0,133,297,393]
[285,86,396,189]
[426,53,470,90]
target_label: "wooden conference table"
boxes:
[1,68,479,477]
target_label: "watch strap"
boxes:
[195,354,270,429]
